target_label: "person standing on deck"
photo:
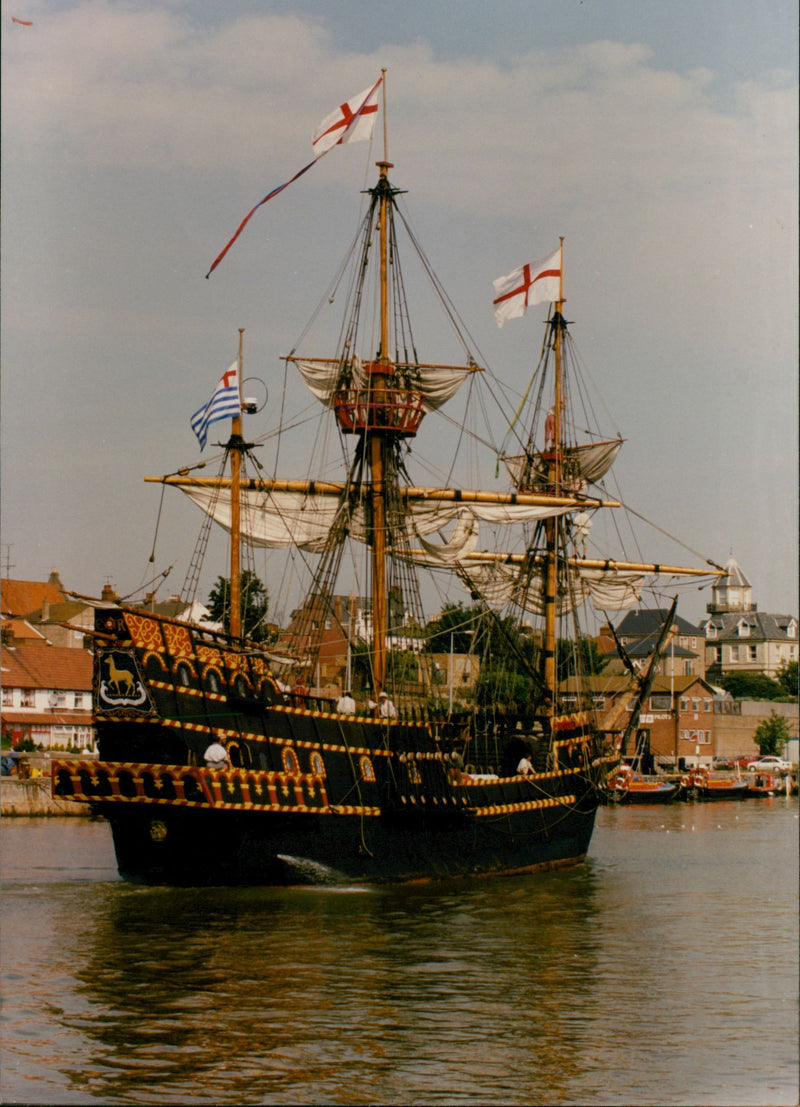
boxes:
[378,691,397,719]
[337,690,356,714]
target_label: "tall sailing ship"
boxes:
[52,83,722,884]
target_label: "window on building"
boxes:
[737,622,750,637]
[730,646,740,662]
[592,696,605,710]
[700,731,711,745]
[680,697,689,711]
[748,645,758,661]
[73,692,86,709]
[20,689,35,707]
[706,624,717,639]
[650,694,671,710]
[2,688,13,707]
[714,646,722,664]
[683,661,694,675]
[788,622,797,640]
[691,637,697,649]
[704,699,711,712]
[692,699,700,713]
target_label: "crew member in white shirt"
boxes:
[203,738,228,769]
[378,691,397,719]
[337,689,356,714]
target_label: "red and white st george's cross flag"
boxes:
[492,247,562,327]
[312,79,382,157]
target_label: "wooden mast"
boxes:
[542,239,565,725]
[229,328,244,637]
[367,73,392,694]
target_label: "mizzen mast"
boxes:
[228,328,245,637]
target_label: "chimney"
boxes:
[101,583,119,603]
[41,598,50,621]
[48,568,66,598]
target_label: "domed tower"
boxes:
[706,555,755,615]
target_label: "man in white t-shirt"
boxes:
[204,739,228,768]
[337,690,356,714]
[378,691,397,719]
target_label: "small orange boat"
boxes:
[686,766,748,800]
[607,764,679,804]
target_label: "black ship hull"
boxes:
[52,605,608,887]
[98,794,597,886]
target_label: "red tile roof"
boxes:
[1,578,66,618]
[1,617,49,642]
[1,646,92,691]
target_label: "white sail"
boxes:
[504,439,623,488]
[176,484,577,552]
[462,561,645,615]
[294,357,475,412]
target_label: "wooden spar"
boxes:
[441,551,724,578]
[143,475,620,510]
[285,356,485,374]
[228,329,244,638]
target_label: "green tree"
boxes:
[424,603,480,654]
[207,570,269,641]
[557,635,609,678]
[776,660,798,700]
[753,710,793,756]
[718,671,782,701]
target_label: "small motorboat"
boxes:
[686,766,748,800]
[746,772,783,797]
[606,764,679,804]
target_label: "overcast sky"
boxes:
[1,0,797,627]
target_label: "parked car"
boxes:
[746,755,792,774]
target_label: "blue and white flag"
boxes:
[190,362,240,449]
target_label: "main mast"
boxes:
[542,240,565,726]
[368,159,393,692]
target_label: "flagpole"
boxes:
[229,329,244,638]
[381,68,388,163]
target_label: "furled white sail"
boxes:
[504,439,623,488]
[176,484,576,552]
[462,561,644,615]
[294,357,474,412]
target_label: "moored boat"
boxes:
[745,772,784,797]
[606,764,679,804]
[686,766,749,800]
[51,77,722,884]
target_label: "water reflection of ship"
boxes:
[70,872,601,1101]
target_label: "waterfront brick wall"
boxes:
[714,700,799,758]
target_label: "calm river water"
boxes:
[1,799,797,1106]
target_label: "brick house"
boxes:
[561,673,716,768]
[1,645,94,750]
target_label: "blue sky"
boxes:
[1,0,797,626]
